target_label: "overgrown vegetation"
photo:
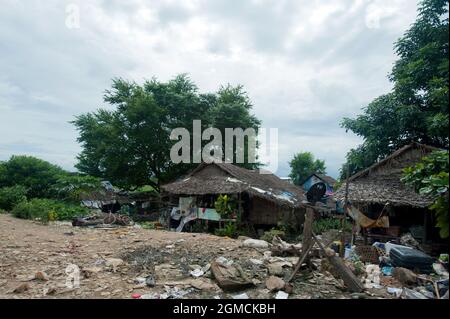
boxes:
[11,198,89,223]
[214,194,237,219]
[312,218,352,235]
[0,185,27,211]
[402,150,449,238]
[214,222,238,238]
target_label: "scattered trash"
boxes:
[402,287,427,299]
[433,263,449,278]
[390,247,434,273]
[275,291,289,299]
[249,258,264,266]
[131,293,142,299]
[381,266,393,276]
[364,264,381,289]
[267,262,284,276]
[387,287,402,297]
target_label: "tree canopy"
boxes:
[288,152,326,186]
[340,0,449,178]
[72,74,261,190]
[0,155,65,198]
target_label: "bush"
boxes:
[260,229,286,242]
[11,198,89,223]
[214,222,238,238]
[312,217,352,235]
[0,185,27,210]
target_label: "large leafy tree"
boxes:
[341,0,449,178]
[402,150,449,238]
[73,74,261,190]
[289,152,326,186]
[0,155,66,198]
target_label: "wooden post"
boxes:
[287,207,314,282]
[312,231,364,293]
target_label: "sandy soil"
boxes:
[0,214,385,299]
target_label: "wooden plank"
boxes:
[287,208,314,282]
[312,232,364,293]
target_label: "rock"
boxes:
[267,262,284,276]
[105,258,124,272]
[190,269,205,278]
[250,258,264,266]
[145,275,156,287]
[284,283,294,294]
[393,267,417,285]
[43,286,57,296]
[237,236,251,241]
[265,276,285,291]
[13,283,30,293]
[275,291,289,299]
[242,239,269,249]
[34,271,49,281]
[189,278,219,291]
[210,258,254,291]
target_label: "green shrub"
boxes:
[214,222,238,238]
[312,218,352,235]
[11,198,89,223]
[260,229,286,242]
[0,208,6,214]
[0,185,27,210]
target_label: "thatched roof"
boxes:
[334,143,440,208]
[161,163,306,208]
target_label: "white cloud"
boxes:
[0,0,419,178]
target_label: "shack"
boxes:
[334,143,445,252]
[161,163,307,232]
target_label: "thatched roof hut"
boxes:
[162,162,306,208]
[334,142,439,208]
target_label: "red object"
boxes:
[132,293,141,299]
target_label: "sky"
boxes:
[0,0,420,178]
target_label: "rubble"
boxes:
[265,276,285,291]
[210,257,254,291]
[393,267,417,285]
[242,239,269,249]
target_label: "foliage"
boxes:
[260,229,286,242]
[214,194,237,218]
[72,74,261,190]
[140,221,157,230]
[289,151,326,186]
[51,174,102,202]
[312,218,352,235]
[0,155,66,198]
[214,222,238,238]
[11,198,89,223]
[0,185,27,210]
[0,209,6,214]
[402,150,449,238]
[340,0,449,178]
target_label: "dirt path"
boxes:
[0,214,379,299]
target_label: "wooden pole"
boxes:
[287,207,314,282]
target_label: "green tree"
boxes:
[402,150,449,238]
[341,0,449,178]
[51,174,102,202]
[289,152,326,186]
[73,74,261,190]
[0,155,65,198]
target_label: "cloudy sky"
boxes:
[0,0,420,178]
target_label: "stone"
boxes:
[393,267,417,285]
[242,239,269,249]
[34,271,49,281]
[267,262,284,276]
[265,276,285,291]
[210,259,253,291]
[105,258,124,272]
[13,283,30,293]
[275,291,289,299]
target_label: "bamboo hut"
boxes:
[161,162,306,228]
[334,142,444,249]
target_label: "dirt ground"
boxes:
[0,214,388,299]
